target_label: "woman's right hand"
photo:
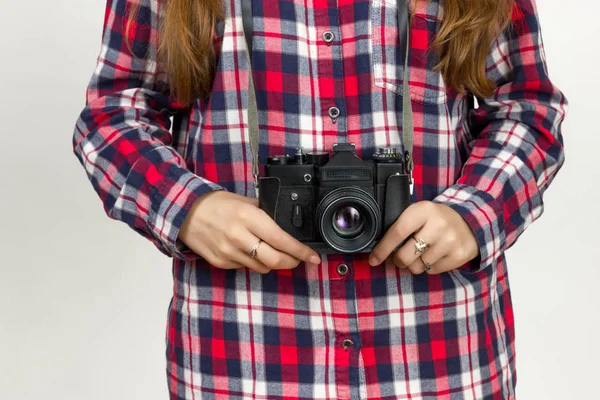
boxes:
[177,191,322,273]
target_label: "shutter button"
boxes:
[328,106,340,123]
[341,339,353,350]
[336,263,348,276]
[323,30,335,45]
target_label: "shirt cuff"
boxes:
[432,184,506,272]
[147,166,224,260]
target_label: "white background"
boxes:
[0,0,598,399]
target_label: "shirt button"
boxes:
[328,106,340,123]
[336,263,349,276]
[322,30,335,45]
[341,339,353,350]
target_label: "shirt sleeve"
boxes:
[72,0,223,260]
[432,0,567,272]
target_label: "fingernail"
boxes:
[369,256,380,266]
[309,255,321,265]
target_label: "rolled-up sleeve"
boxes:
[72,0,223,260]
[433,0,567,271]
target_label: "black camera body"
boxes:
[258,143,412,254]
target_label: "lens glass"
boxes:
[333,206,364,238]
[316,187,382,253]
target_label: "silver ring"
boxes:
[249,240,262,260]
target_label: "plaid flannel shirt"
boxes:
[72,0,566,398]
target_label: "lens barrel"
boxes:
[316,187,381,253]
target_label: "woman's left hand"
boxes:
[368,201,480,274]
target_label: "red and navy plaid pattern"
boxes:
[72,0,566,398]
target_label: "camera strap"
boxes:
[242,0,260,197]
[397,0,415,180]
[240,0,414,197]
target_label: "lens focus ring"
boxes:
[315,187,381,254]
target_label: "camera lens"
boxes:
[333,206,364,238]
[316,187,381,253]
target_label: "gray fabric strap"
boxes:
[398,0,414,181]
[240,0,260,196]
[240,0,414,196]
[241,0,253,54]
[247,58,260,196]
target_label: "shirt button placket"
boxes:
[322,30,335,45]
[315,5,354,397]
[327,258,360,400]
[341,338,354,350]
[317,21,347,139]
[336,263,349,277]
[328,106,340,123]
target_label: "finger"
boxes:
[236,253,273,274]
[217,260,248,270]
[202,249,249,271]
[417,242,451,272]
[219,228,272,274]
[252,241,300,270]
[229,248,272,274]
[384,256,396,269]
[428,255,463,274]
[392,220,443,268]
[395,240,450,273]
[389,252,406,268]
[246,211,321,265]
[227,226,300,270]
[369,202,430,266]
[226,232,277,274]
[407,256,427,275]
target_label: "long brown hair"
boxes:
[431,0,514,98]
[128,0,514,105]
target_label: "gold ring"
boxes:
[421,256,432,271]
[413,236,430,256]
[249,240,262,260]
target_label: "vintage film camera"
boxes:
[258,143,411,254]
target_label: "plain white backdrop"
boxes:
[0,0,598,399]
